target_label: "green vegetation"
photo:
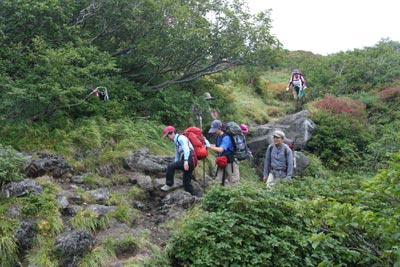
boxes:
[0,145,27,186]
[0,0,399,266]
[166,154,400,266]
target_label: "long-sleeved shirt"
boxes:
[263,144,294,179]
[174,134,194,162]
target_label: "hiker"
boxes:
[240,123,249,135]
[161,126,198,196]
[240,123,253,158]
[262,130,293,187]
[208,120,240,185]
[286,69,307,101]
[193,92,218,130]
[204,92,218,120]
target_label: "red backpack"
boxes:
[182,127,208,160]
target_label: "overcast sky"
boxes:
[247,0,400,55]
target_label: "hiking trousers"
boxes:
[216,162,240,185]
[166,159,197,196]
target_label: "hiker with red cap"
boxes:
[208,120,240,186]
[161,126,198,196]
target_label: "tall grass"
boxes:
[0,234,18,267]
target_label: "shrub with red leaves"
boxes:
[379,86,400,102]
[313,95,366,118]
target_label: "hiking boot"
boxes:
[161,185,172,191]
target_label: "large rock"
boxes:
[247,110,316,177]
[2,179,43,198]
[54,228,94,267]
[123,148,174,176]
[25,152,74,179]
[14,219,37,250]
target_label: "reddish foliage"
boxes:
[313,95,366,118]
[379,86,400,102]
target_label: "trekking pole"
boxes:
[199,114,206,193]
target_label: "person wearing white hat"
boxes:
[204,92,214,100]
[262,130,293,188]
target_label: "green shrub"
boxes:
[166,166,399,267]
[167,184,314,267]
[0,145,27,186]
[306,111,373,170]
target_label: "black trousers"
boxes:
[166,158,197,196]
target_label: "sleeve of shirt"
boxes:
[288,76,293,87]
[286,146,294,179]
[301,76,306,87]
[174,136,180,162]
[205,138,210,148]
[263,145,271,177]
[219,135,229,152]
[178,135,191,161]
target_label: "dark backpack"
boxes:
[223,121,249,161]
[182,127,208,160]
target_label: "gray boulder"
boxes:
[2,179,43,197]
[25,152,74,179]
[123,147,174,176]
[14,219,36,250]
[247,110,316,177]
[54,228,94,267]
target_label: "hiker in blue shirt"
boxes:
[161,126,198,196]
[263,130,293,187]
[208,120,240,185]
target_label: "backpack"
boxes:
[223,121,250,161]
[291,70,306,88]
[182,126,208,160]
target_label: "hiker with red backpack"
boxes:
[262,130,293,188]
[286,69,307,101]
[161,126,198,196]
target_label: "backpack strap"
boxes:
[267,144,273,170]
[268,144,289,171]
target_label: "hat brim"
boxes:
[208,127,218,133]
[273,134,283,138]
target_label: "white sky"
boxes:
[247,0,400,55]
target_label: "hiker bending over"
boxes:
[208,120,240,186]
[263,130,293,188]
[161,126,198,196]
[286,69,306,101]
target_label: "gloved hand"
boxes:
[303,86,307,90]
[205,139,211,148]
[285,87,289,91]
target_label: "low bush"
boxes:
[313,95,366,119]
[379,86,400,102]
[0,145,27,186]
[306,110,373,170]
[166,155,399,267]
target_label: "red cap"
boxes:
[163,126,175,137]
